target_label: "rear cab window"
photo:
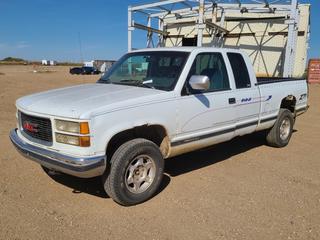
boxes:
[227,53,251,89]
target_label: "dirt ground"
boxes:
[0,65,319,240]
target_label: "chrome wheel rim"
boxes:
[125,155,156,194]
[279,118,291,141]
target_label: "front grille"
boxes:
[20,112,53,143]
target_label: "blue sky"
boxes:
[0,0,318,62]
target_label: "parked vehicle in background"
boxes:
[69,67,83,75]
[82,66,100,75]
[10,47,308,206]
[69,66,100,75]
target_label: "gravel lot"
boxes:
[0,65,319,240]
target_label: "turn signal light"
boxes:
[80,122,90,134]
[79,136,90,147]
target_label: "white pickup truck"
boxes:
[10,47,308,205]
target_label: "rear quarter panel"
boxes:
[256,80,308,131]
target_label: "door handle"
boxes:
[229,98,236,104]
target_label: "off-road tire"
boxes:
[102,138,164,206]
[266,108,294,148]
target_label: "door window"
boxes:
[184,53,230,94]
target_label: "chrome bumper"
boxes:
[9,129,106,178]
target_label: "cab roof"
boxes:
[131,47,243,54]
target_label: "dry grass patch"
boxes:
[32,70,56,74]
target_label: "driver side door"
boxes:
[171,52,236,149]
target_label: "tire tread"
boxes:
[266,108,294,148]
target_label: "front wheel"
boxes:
[102,138,164,206]
[266,108,294,148]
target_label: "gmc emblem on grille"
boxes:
[23,121,39,133]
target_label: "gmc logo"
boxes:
[23,121,39,133]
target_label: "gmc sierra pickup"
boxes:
[10,47,308,205]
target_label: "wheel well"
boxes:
[106,125,169,161]
[280,95,296,113]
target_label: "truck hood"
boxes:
[16,83,171,119]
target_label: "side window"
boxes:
[186,53,230,93]
[227,53,251,89]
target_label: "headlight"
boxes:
[55,120,89,134]
[55,120,90,147]
[55,133,90,147]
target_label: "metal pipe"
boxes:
[147,17,153,48]
[131,0,185,11]
[149,3,293,18]
[134,22,168,35]
[197,0,205,47]
[128,7,133,52]
[158,18,164,47]
[283,0,298,77]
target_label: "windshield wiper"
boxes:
[119,79,154,89]
[119,79,138,83]
[141,79,154,89]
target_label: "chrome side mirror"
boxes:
[189,75,210,91]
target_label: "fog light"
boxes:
[55,133,91,147]
[56,133,79,146]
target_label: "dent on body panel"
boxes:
[263,103,271,115]
[296,85,308,107]
[180,105,234,133]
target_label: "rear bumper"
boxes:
[9,129,106,178]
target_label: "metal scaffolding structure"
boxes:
[128,0,304,77]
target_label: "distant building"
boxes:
[82,60,115,72]
[94,60,116,73]
[41,60,57,66]
[83,61,94,67]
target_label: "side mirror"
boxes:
[189,75,210,91]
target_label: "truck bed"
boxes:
[256,77,306,85]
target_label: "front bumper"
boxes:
[9,129,106,178]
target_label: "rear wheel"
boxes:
[266,109,294,147]
[102,138,164,206]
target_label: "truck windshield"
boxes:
[98,51,189,91]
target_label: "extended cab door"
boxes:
[226,52,261,136]
[172,52,236,149]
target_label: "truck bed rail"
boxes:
[256,77,306,85]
